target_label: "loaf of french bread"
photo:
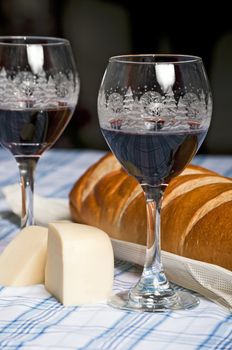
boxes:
[69,153,232,270]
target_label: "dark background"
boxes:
[0,0,232,154]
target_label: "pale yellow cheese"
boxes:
[45,222,114,305]
[0,226,48,286]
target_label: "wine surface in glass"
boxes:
[0,106,74,157]
[101,127,207,185]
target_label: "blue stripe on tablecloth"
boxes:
[196,313,232,349]
[216,326,232,349]
[4,307,59,347]
[15,306,78,350]
[221,336,232,349]
[130,313,231,348]
[12,300,64,341]
[80,312,131,349]
[105,313,152,350]
[114,260,138,277]
[0,297,52,347]
[126,313,171,350]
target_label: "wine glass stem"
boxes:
[129,184,174,302]
[17,157,38,228]
[145,186,163,272]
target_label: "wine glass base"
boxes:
[108,290,199,312]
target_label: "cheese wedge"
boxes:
[45,222,114,305]
[0,226,48,286]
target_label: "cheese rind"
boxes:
[0,226,48,286]
[45,222,114,305]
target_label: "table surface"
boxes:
[0,149,231,350]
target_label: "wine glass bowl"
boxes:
[98,54,212,312]
[0,36,79,227]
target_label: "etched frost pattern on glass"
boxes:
[140,91,162,117]
[0,67,79,109]
[98,86,211,131]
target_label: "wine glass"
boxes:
[98,54,212,311]
[0,36,79,228]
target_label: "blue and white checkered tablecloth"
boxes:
[0,148,231,350]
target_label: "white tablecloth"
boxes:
[0,149,231,350]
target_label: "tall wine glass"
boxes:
[0,36,79,228]
[98,54,212,311]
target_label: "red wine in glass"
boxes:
[0,107,74,158]
[101,127,207,185]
